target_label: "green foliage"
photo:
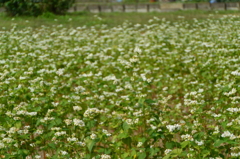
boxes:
[42,0,75,15]
[4,0,42,16]
[2,0,75,16]
[0,13,239,158]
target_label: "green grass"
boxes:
[0,10,240,30]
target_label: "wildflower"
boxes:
[137,142,143,147]
[166,124,181,132]
[90,133,97,140]
[164,149,172,155]
[100,154,111,159]
[73,119,85,127]
[181,134,193,141]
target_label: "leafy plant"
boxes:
[2,0,75,16]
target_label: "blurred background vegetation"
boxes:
[74,0,240,3]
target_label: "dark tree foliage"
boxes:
[1,0,75,16]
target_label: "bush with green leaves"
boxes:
[2,0,75,16]
[42,0,75,15]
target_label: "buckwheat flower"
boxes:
[73,119,85,127]
[73,106,82,111]
[125,119,134,125]
[64,119,72,125]
[0,142,5,149]
[102,129,111,136]
[84,108,100,118]
[67,137,78,142]
[195,140,204,146]
[164,149,172,155]
[227,108,240,113]
[35,155,41,159]
[100,154,111,159]
[137,142,143,147]
[231,152,240,157]
[224,88,237,96]
[231,70,240,76]
[51,102,59,107]
[77,142,86,146]
[221,131,236,139]
[7,127,18,134]
[181,134,193,141]
[60,150,68,155]
[2,138,13,143]
[166,124,181,132]
[90,133,97,140]
[26,112,37,116]
[35,129,43,135]
[54,131,66,137]
[150,125,157,130]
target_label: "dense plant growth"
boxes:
[0,15,239,158]
[1,0,75,16]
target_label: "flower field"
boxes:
[0,15,239,159]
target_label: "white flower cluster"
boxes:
[90,133,97,140]
[231,152,240,157]
[137,142,143,147]
[226,108,240,113]
[166,124,181,132]
[100,154,111,159]
[224,88,237,96]
[181,134,193,141]
[231,70,240,76]
[84,108,101,118]
[195,140,204,146]
[102,129,111,137]
[73,119,85,127]
[164,149,172,155]
[221,131,236,139]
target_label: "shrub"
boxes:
[42,0,75,15]
[3,0,43,16]
[3,0,75,16]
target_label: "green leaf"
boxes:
[149,148,160,156]
[138,152,146,159]
[181,141,190,149]
[170,149,182,157]
[48,142,56,149]
[118,132,128,139]
[122,137,132,148]
[15,121,22,129]
[87,139,97,152]
[165,141,174,149]
[214,139,225,147]
[202,150,210,157]
[122,153,129,158]
[123,122,130,131]
[162,154,171,159]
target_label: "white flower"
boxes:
[67,137,78,142]
[73,119,85,127]
[195,140,204,146]
[0,142,5,149]
[181,134,193,141]
[84,108,100,118]
[137,142,143,147]
[166,124,181,132]
[90,133,97,140]
[73,106,82,111]
[60,150,68,155]
[221,131,236,139]
[35,155,41,159]
[100,154,111,159]
[164,149,172,155]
